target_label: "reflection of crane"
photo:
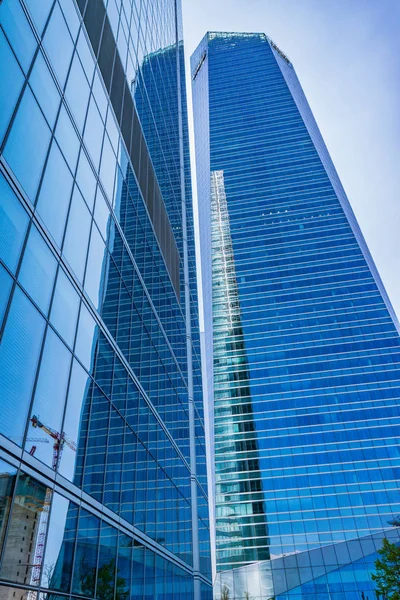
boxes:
[28,416,77,590]
[30,415,76,470]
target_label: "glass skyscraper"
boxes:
[0,1,211,599]
[191,32,400,600]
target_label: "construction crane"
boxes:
[28,416,77,590]
[30,415,77,470]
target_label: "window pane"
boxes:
[84,96,104,170]
[72,509,100,595]
[84,224,107,309]
[58,0,80,41]
[58,359,91,481]
[76,150,96,211]
[3,87,51,202]
[42,498,79,593]
[0,172,29,273]
[36,140,73,246]
[0,0,37,72]
[63,186,91,282]
[0,264,12,329]
[24,0,53,34]
[28,328,72,468]
[50,268,80,347]
[0,458,18,550]
[0,472,49,585]
[75,304,98,372]
[19,225,57,314]
[29,51,61,129]
[41,493,76,590]
[0,287,45,446]
[0,29,24,143]
[65,52,90,133]
[43,3,73,88]
[55,105,80,172]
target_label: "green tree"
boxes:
[81,559,129,600]
[371,538,400,600]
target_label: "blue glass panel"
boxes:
[0,0,36,72]
[58,0,80,41]
[0,172,29,273]
[84,96,104,170]
[76,150,96,211]
[72,509,100,595]
[36,140,73,246]
[3,87,51,202]
[50,268,80,347]
[29,50,61,129]
[76,27,95,82]
[41,493,73,589]
[18,224,57,314]
[55,105,80,173]
[75,303,98,371]
[0,286,45,446]
[63,187,91,282]
[28,327,72,468]
[84,223,107,309]
[58,359,90,481]
[24,0,53,34]
[43,2,73,88]
[65,52,90,133]
[0,263,12,329]
[0,29,24,143]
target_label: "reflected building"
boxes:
[191,32,400,599]
[0,0,211,599]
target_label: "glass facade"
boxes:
[0,1,211,599]
[191,31,400,599]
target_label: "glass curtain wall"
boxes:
[0,1,212,599]
[191,31,400,600]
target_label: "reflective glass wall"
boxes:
[191,31,400,599]
[0,1,212,598]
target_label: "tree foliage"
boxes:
[371,538,400,600]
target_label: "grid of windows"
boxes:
[192,31,400,599]
[0,0,212,598]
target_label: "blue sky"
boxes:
[182,0,400,316]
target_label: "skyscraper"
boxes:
[0,1,211,599]
[191,31,400,600]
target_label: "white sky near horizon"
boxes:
[181,0,400,318]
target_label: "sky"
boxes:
[181,0,400,317]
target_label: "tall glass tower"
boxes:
[191,32,400,600]
[0,0,211,599]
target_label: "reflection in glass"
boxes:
[84,223,107,310]
[55,106,80,173]
[72,509,100,596]
[63,186,91,282]
[0,459,18,552]
[75,303,98,372]
[50,268,80,348]
[0,29,24,143]
[43,3,73,88]
[0,172,29,273]
[65,52,90,133]
[0,287,45,446]
[0,0,36,73]
[36,140,73,247]
[18,225,57,314]
[28,328,72,468]
[29,51,61,130]
[58,360,90,482]
[3,87,51,202]
[0,472,50,587]
[43,497,79,592]
[0,264,12,329]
